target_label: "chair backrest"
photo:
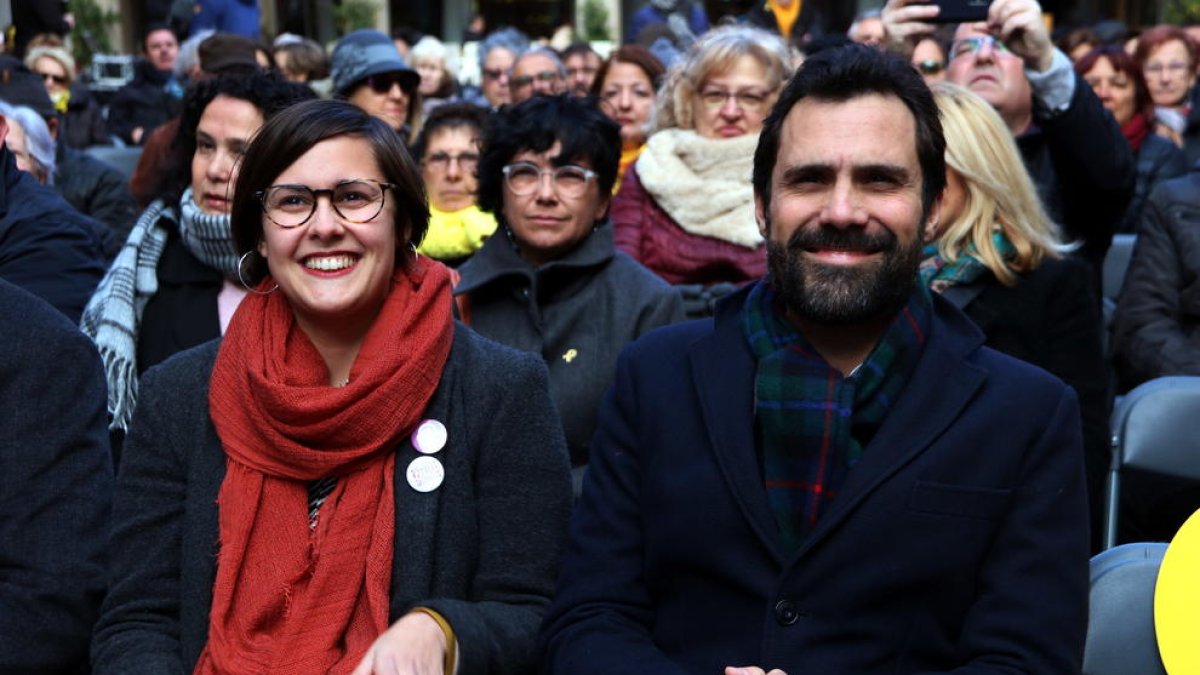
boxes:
[84,145,144,182]
[1111,376,1200,480]
[1084,542,1169,675]
[1103,234,1137,302]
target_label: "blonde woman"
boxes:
[927,81,1108,550]
[610,25,792,290]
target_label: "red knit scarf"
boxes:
[1122,111,1152,153]
[196,257,453,675]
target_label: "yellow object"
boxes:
[768,0,803,41]
[615,144,644,194]
[1155,508,1200,674]
[417,204,498,261]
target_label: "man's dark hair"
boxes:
[142,24,176,51]
[477,94,620,216]
[560,41,598,61]
[410,103,490,161]
[752,44,946,217]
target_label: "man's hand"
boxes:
[350,611,450,675]
[881,0,940,58]
[987,0,1054,72]
[725,667,788,675]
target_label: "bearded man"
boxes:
[540,44,1090,675]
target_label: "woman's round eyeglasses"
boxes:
[501,162,597,199]
[257,179,396,228]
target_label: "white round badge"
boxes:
[412,419,447,455]
[406,456,445,493]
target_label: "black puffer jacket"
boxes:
[106,60,182,145]
[1113,168,1200,390]
[1118,132,1188,234]
[60,83,112,149]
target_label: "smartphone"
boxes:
[924,0,991,24]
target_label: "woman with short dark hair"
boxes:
[455,94,683,478]
[91,98,572,674]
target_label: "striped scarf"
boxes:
[918,233,1015,293]
[80,188,240,431]
[743,280,931,554]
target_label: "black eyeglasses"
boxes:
[511,71,561,89]
[482,67,508,82]
[37,71,67,85]
[915,59,945,75]
[256,179,396,228]
[365,72,415,94]
[423,152,479,172]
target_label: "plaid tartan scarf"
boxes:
[743,279,932,554]
[918,232,1015,293]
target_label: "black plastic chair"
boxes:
[1105,376,1200,549]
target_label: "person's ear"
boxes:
[754,192,769,239]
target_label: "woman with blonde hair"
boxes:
[610,25,792,294]
[927,81,1108,550]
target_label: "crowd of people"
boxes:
[3,0,1200,671]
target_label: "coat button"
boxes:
[774,599,799,625]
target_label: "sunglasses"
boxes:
[365,72,415,94]
[915,59,945,75]
[38,71,68,85]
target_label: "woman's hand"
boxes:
[350,611,450,675]
[724,667,788,675]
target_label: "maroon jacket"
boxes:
[611,164,766,286]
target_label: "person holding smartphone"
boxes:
[882,0,1134,294]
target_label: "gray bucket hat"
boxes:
[331,29,419,97]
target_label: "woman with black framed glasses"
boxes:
[331,29,424,143]
[454,94,684,488]
[91,98,573,674]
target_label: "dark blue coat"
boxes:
[189,0,261,38]
[540,285,1090,674]
[0,149,109,322]
[0,277,112,672]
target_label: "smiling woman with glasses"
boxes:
[92,97,573,675]
[610,25,792,296]
[455,94,684,483]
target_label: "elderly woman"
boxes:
[90,98,572,674]
[611,25,792,290]
[25,44,110,149]
[410,35,459,114]
[81,72,314,437]
[926,82,1108,549]
[0,102,56,185]
[1078,46,1188,233]
[411,103,495,265]
[331,29,423,142]
[1133,25,1198,155]
[454,94,683,476]
[591,45,666,189]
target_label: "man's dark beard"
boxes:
[766,218,923,325]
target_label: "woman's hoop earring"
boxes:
[237,251,279,295]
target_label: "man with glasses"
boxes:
[510,47,568,104]
[454,94,683,489]
[883,0,1133,290]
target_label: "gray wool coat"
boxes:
[91,324,573,674]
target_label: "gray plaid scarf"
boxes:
[81,188,239,431]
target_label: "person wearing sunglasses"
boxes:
[92,98,573,675]
[610,25,792,303]
[24,44,110,149]
[331,29,423,143]
[411,103,496,265]
[454,94,683,487]
[882,0,1133,293]
[911,36,948,85]
[466,27,529,110]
